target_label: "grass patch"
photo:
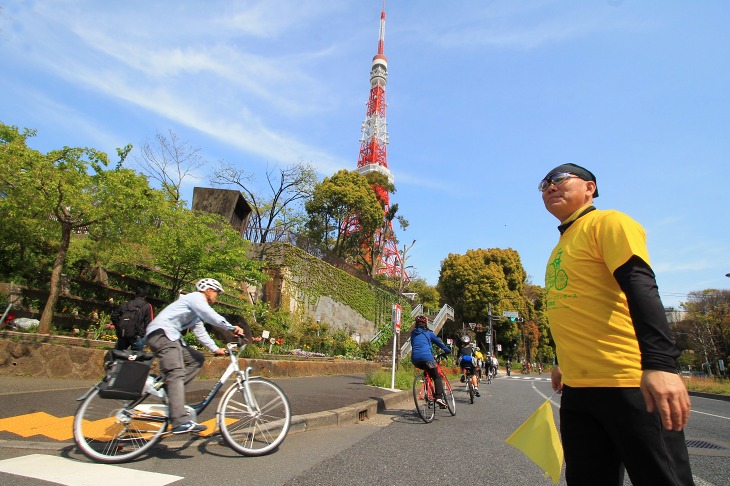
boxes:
[367,364,730,397]
[684,377,730,396]
[366,368,414,390]
[367,360,461,391]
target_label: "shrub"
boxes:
[240,344,263,359]
[358,341,376,360]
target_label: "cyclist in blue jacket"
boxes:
[410,315,451,407]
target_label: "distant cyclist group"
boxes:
[410,315,503,407]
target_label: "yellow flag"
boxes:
[505,398,564,484]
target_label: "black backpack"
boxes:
[117,301,146,338]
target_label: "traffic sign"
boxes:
[502,311,519,318]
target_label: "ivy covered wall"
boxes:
[260,243,412,341]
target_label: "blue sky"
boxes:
[1,1,728,310]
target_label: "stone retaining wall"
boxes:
[0,335,381,380]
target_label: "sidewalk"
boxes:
[0,374,411,449]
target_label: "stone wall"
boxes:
[0,334,381,380]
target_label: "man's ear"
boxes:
[586,181,597,197]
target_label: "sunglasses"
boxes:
[538,172,577,192]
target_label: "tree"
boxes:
[304,169,382,260]
[438,248,533,354]
[353,171,408,277]
[0,122,157,333]
[210,160,316,248]
[676,289,730,376]
[135,129,206,204]
[148,206,267,298]
[0,127,56,285]
[404,277,441,311]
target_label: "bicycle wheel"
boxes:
[442,376,456,416]
[468,380,474,404]
[73,387,168,464]
[412,374,435,423]
[219,378,291,456]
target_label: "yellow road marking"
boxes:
[0,413,226,441]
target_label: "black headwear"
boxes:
[544,163,599,197]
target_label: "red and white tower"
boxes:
[353,5,405,279]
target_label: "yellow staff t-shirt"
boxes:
[545,207,650,387]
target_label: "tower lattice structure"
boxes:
[350,6,406,279]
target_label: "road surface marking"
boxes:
[0,454,183,485]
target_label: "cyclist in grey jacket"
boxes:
[145,278,244,434]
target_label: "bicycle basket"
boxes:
[97,350,155,400]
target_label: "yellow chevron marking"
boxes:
[0,412,74,439]
[195,418,223,437]
[0,412,227,441]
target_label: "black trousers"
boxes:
[412,360,444,397]
[560,386,694,486]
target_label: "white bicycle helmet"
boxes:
[195,278,224,293]
[462,335,471,344]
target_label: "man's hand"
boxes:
[213,348,227,356]
[640,370,690,431]
[228,325,245,337]
[551,365,563,393]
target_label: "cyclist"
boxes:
[145,278,244,434]
[456,336,480,397]
[410,315,451,408]
[474,346,485,382]
[506,360,512,376]
[485,352,497,378]
[490,354,499,378]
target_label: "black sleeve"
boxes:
[613,255,680,372]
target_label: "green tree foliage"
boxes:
[149,205,267,298]
[0,122,158,333]
[305,169,381,259]
[0,125,55,284]
[438,248,538,357]
[675,289,730,376]
[404,278,441,311]
[355,171,409,277]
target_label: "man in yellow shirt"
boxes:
[540,163,693,485]
[474,347,485,381]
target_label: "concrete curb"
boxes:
[0,389,413,452]
[689,390,730,402]
[289,388,411,434]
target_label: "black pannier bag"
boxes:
[97,349,156,400]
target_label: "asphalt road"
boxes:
[0,375,728,485]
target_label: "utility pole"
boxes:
[487,303,493,356]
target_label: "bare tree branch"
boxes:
[135,129,206,203]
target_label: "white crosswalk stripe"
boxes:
[0,454,183,486]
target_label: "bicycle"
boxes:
[464,367,476,404]
[73,341,291,463]
[412,352,455,423]
[485,365,493,385]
